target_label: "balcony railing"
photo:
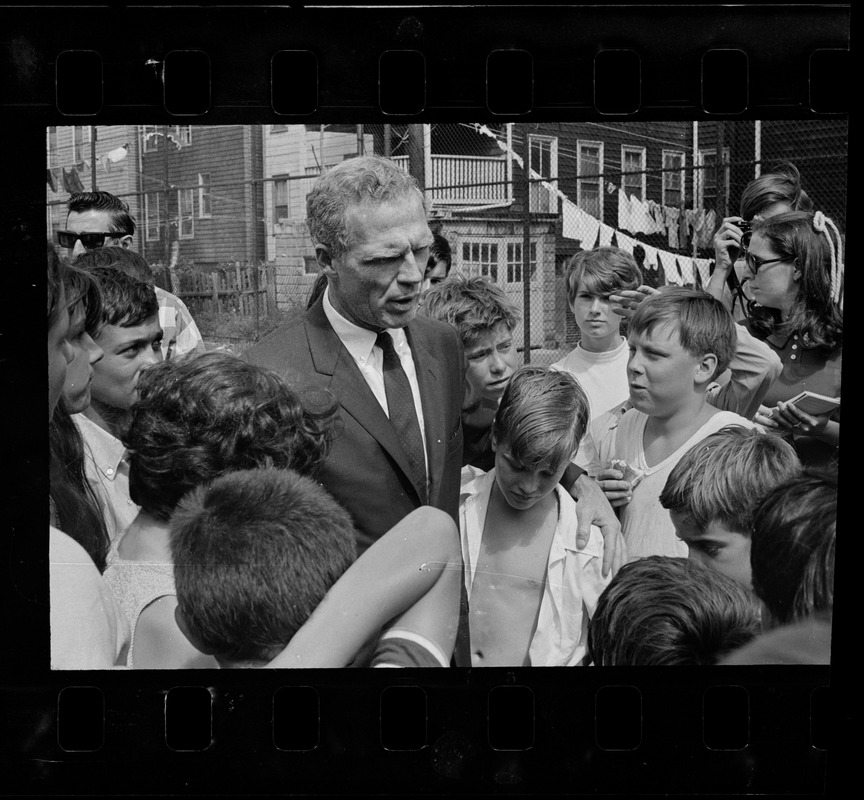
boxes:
[391,154,510,205]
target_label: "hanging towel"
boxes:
[62,167,84,194]
[46,169,57,192]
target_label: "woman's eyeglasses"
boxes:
[55,230,116,250]
[745,252,788,273]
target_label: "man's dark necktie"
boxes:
[376,331,427,501]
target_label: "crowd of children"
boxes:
[49,166,839,669]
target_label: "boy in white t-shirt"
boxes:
[551,247,642,422]
[578,287,757,561]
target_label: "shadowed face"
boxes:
[671,511,753,589]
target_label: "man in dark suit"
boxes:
[245,155,463,553]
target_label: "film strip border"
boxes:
[2,5,850,119]
[2,670,833,793]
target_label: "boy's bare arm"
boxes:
[265,507,462,668]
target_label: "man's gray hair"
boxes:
[306,155,428,257]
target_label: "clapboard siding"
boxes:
[140,125,265,265]
[263,125,376,262]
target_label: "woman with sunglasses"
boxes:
[709,163,814,320]
[745,210,843,469]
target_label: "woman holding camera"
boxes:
[744,210,842,469]
[708,163,814,319]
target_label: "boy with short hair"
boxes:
[459,366,608,667]
[578,287,757,561]
[75,246,204,360]
[586,556,761,666]
[171,467,463,668]
[660,426,801,588]
[72,266,163,543]
[423,273,521,471]
[551,247,642,421]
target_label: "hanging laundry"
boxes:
[693,258,712,287]
[46,169,56,193]
[62,167,84,194]
[616,231,637,253]
[659,250,681,286]
[641,244,659,272]
[106,143,129,165]
[598,223,615,247]
[628,194,649,235]
[665,207,680,249]
[618,189,630,232]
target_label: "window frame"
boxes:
[198,173,212,219]
[177,188,195,239]
[527,134,558,214]
[621,145,647,201]
[273,175,289,223]
[661,150,686,207]
[576,139,605,221]
[145,192,161,242]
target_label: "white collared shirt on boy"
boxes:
[459,467,609,667]
[72,412,140,545]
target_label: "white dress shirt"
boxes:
[322,286,429,475]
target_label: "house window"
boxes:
[461,241,498,282]
[528,135,558,213]
[577,141,604,220]
[142,124,159,153]
[145,192,161,241]
[72,126,90,164]
[271,125,288,133]
[273,176,289,222]
[198,173,212,218]
[505,242,538,284]
[621,146,646,200]
[177,188,194,239]
[697,147,730,212]
[175,125,192,146]
[662,151,685,207]
[47,127,57,168]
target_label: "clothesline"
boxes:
[472,123,716,289]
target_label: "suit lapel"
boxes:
[406,324,444,504]
[305,302,425,501]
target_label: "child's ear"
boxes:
[490,427,498,453]
[174,605,218,655]
[694,353,719,386]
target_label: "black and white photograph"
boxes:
[2,2,850,795]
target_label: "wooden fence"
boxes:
[160,264,277,316]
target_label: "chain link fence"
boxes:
[46,121,846,355]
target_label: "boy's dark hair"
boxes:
[171,467,358,664]
[423,273,520,349]
[80,265,158,334]
[492,365,589,470]
[428,232,452,272]
[629,286,736,381]
[75,246,155,287]
[587,556,761,666]
[751,471,836,628]
[739,162,813,222]
[660,427,801,535]
[564,246,642,307]
[126,352,338,521]
[67,190,136,237]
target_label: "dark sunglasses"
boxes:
[745,252,788,273]
[56,230,117,250]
